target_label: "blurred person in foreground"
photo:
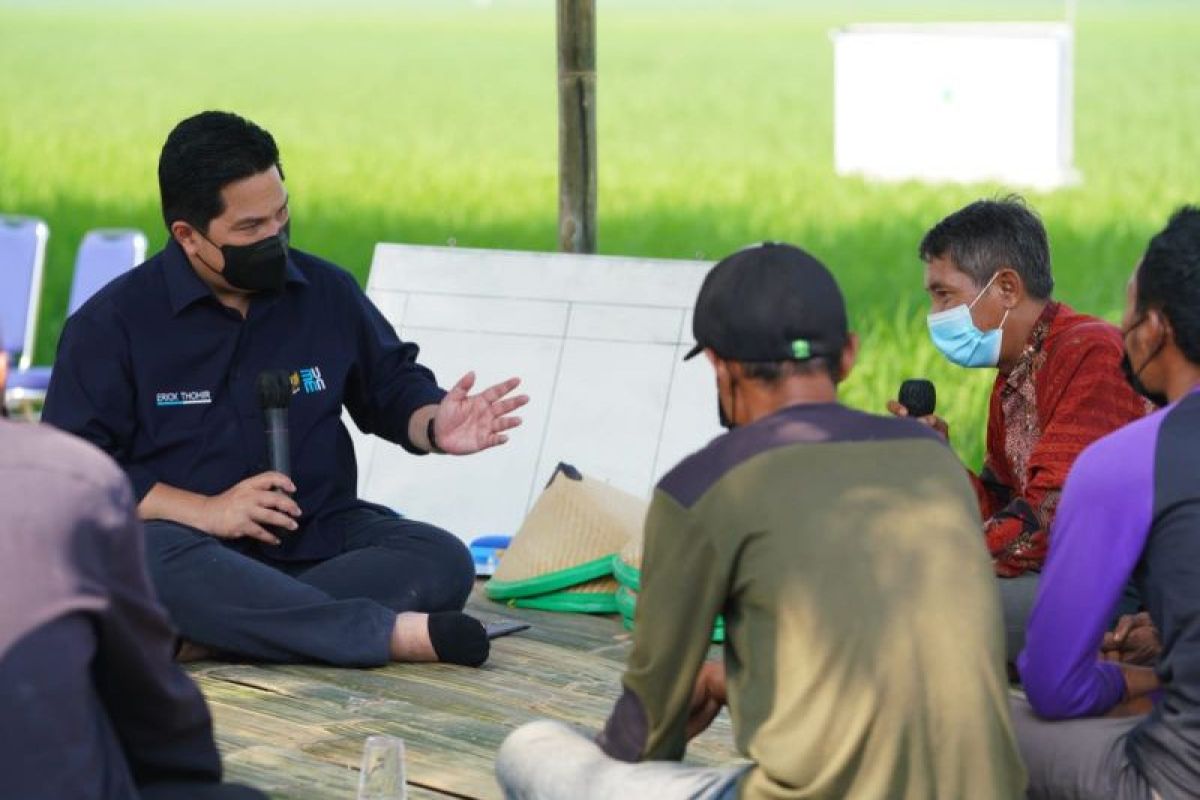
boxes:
[496,243,1026,799]
[1013,207,1200,799]
[0,356,265,799]
[890,197,1149,661]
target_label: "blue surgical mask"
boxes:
[927,273,1010,368]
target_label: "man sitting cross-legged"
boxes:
[42,111,528,668]
[496,243,1026,800]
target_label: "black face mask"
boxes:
[1121,315,1169,407]
[197,221,290,293]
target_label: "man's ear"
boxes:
[837,333,859,384]
[170,221,201,256]
[994,267,1025,307]
[1148,308,1173,346]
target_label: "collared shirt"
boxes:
[43,239,445,561]
[972,302,1150,576]
[599,404,1026,800]
[0,419,222,799]
[1019,385,1200,797]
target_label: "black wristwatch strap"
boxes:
[426,417,445,454]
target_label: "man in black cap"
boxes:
[496,243,1025,800]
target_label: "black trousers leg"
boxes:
[289,506,475,613]
[143,521,394,666]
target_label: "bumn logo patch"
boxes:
[289,366,326,395]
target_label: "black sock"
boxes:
[427,611,490,667]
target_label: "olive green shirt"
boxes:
[599,403,1026,799]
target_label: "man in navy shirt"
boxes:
[1012,207,1200,798]
[43,111,528,668]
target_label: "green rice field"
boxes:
[2,0,1198,467]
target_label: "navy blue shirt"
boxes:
[43,239,445,561]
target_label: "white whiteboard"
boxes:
[832,23,1078,189]
[351,244,723,543]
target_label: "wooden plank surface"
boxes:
[190,585,737,799]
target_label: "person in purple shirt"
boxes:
[1012,207,1200,799]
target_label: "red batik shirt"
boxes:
[972,302,1151,577]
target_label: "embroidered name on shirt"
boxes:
[156,390,213,407]
[289,366,326,395]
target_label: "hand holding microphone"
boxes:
[887,378,949,441]
[898,379,936,418]
[193,371,302,545]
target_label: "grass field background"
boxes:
[2,0,1198,467]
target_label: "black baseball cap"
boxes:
[684,242,848,362]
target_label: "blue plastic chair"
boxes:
[0,215,49,373]
[66,229,147,313]
[6,228,146,411]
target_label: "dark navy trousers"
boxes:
[143,505,474,667]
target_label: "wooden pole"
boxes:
[557,0,596,253]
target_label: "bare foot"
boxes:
[390,612,438,661]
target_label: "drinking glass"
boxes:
[357,735,406,800]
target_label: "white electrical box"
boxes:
[832,23,1078,189]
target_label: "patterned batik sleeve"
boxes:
[987,335,1147,576]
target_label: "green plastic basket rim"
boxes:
[510,590,619,614]
[618,609,726,643]
[616,587,726,642]
[614,585,637,618]
[486,554,616,600]
[611,554,641,591]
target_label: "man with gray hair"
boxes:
[889,197,1148,662]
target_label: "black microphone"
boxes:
[256,370,293,479]
[898,379,937,418]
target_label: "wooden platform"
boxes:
[187,584,737,799]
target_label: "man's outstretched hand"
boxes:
[432,372,529,455]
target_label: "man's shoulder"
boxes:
[1046,305,1123,360]
[1072,407,1164,484]
[658,404,944,509]
[0,421,128,496]
[289,248,364,294]
[70,252,166,325]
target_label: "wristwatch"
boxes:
[426,416,445,454]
